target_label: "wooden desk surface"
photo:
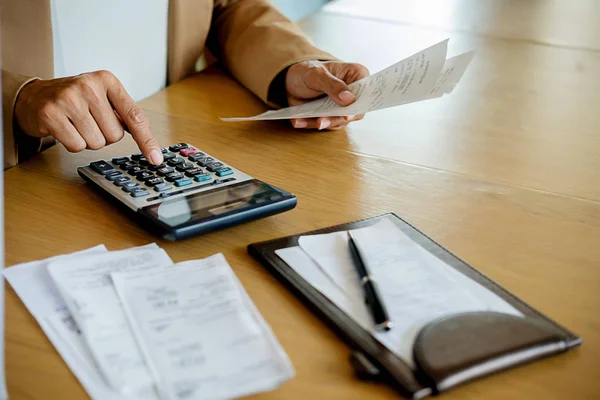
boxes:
[4,1,600,399]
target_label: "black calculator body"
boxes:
[77,143,297,241]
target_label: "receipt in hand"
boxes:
[221,39,474,122]
[111,254,295,400]
[47,248,174,395]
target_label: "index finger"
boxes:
[103,73,163,165]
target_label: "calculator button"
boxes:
[193,173,211,182]
[121,182,141,192]
[113,176,132,186]
[188,153,206,162]
[165,172,184,182]
[215,167,233,177]
[130,188,150,197]
[145,177,164,186]
[90,161,115,175]
[163,153,176,161]
[196,157,215,167]
[120,161,138,170]
[157,166,175,176]
[206,162,224,172]
[180,147,197,156]
[169,143,188,152]
[174,178,193,187]
[105,172,124,181]
[176,162,195,172]
[147,163,166,171]
[167,157,185,166]
[128,166,144,176]
[138,157,149,167]
[153,183,172,192]
[111,157,130,165]
[104,170,121,179]
[131,152,143,161]
[161,148,168,154]
[136,171,155,181]
[184,168,204,177]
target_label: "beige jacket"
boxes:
[1,0,334,169]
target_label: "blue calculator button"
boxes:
[113,176,132,186]
[193,173,211,182]
[130,188,150,197]
[153,183,172,192]
[174,178,193,187]
[215,167,233,177]
[121,182,141,192]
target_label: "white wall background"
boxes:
[272,0,329,20]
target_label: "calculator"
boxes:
[77,143,297,240]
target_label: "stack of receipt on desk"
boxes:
[4,244,294,400]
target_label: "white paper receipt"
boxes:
[111,254,294,400]
[221,39,474,122]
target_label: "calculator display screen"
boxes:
[141,180,283,227]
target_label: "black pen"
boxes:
[347,232,393,331]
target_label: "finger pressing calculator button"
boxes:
[163,153,176,161]
[121,182,141,192]
[215,167,233,177]
[120,161,138,170]
[184,168,204,177]
[188,153,206,162]
[165,172,184,182]
[130,188,150,197]
[206,162,224,172]
[131,152,143,161]
[128,166,144,176]
[174,178,193,187]
[146,177,164,186]
[193,173,211,182]
[196,157,215,167]
[176,162,194,172]
[167,157,185,166]
[153,183,172,192]
[169,143,188,152]
[136,171,155,181]
[179,147,197,156]
[111,157,130,165]
[90,161,115,175]
[113,176,132,186]
[157,167,175,176]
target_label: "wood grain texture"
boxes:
[324,0,600,50]
[5,1,600,398]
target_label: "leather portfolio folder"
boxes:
[247,213,581,398]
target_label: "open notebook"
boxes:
[248,213,581,398]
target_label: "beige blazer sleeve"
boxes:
[208,0,337,104]
[1,69,51,170]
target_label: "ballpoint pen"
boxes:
[347,231,393,331]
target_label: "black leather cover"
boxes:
[247,213,581,398]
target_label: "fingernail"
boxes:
[294,119,307,128]
[150,149,163,165]
[339,90,355,102]
[318,119,331,130]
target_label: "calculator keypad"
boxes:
[86,144,242,203]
